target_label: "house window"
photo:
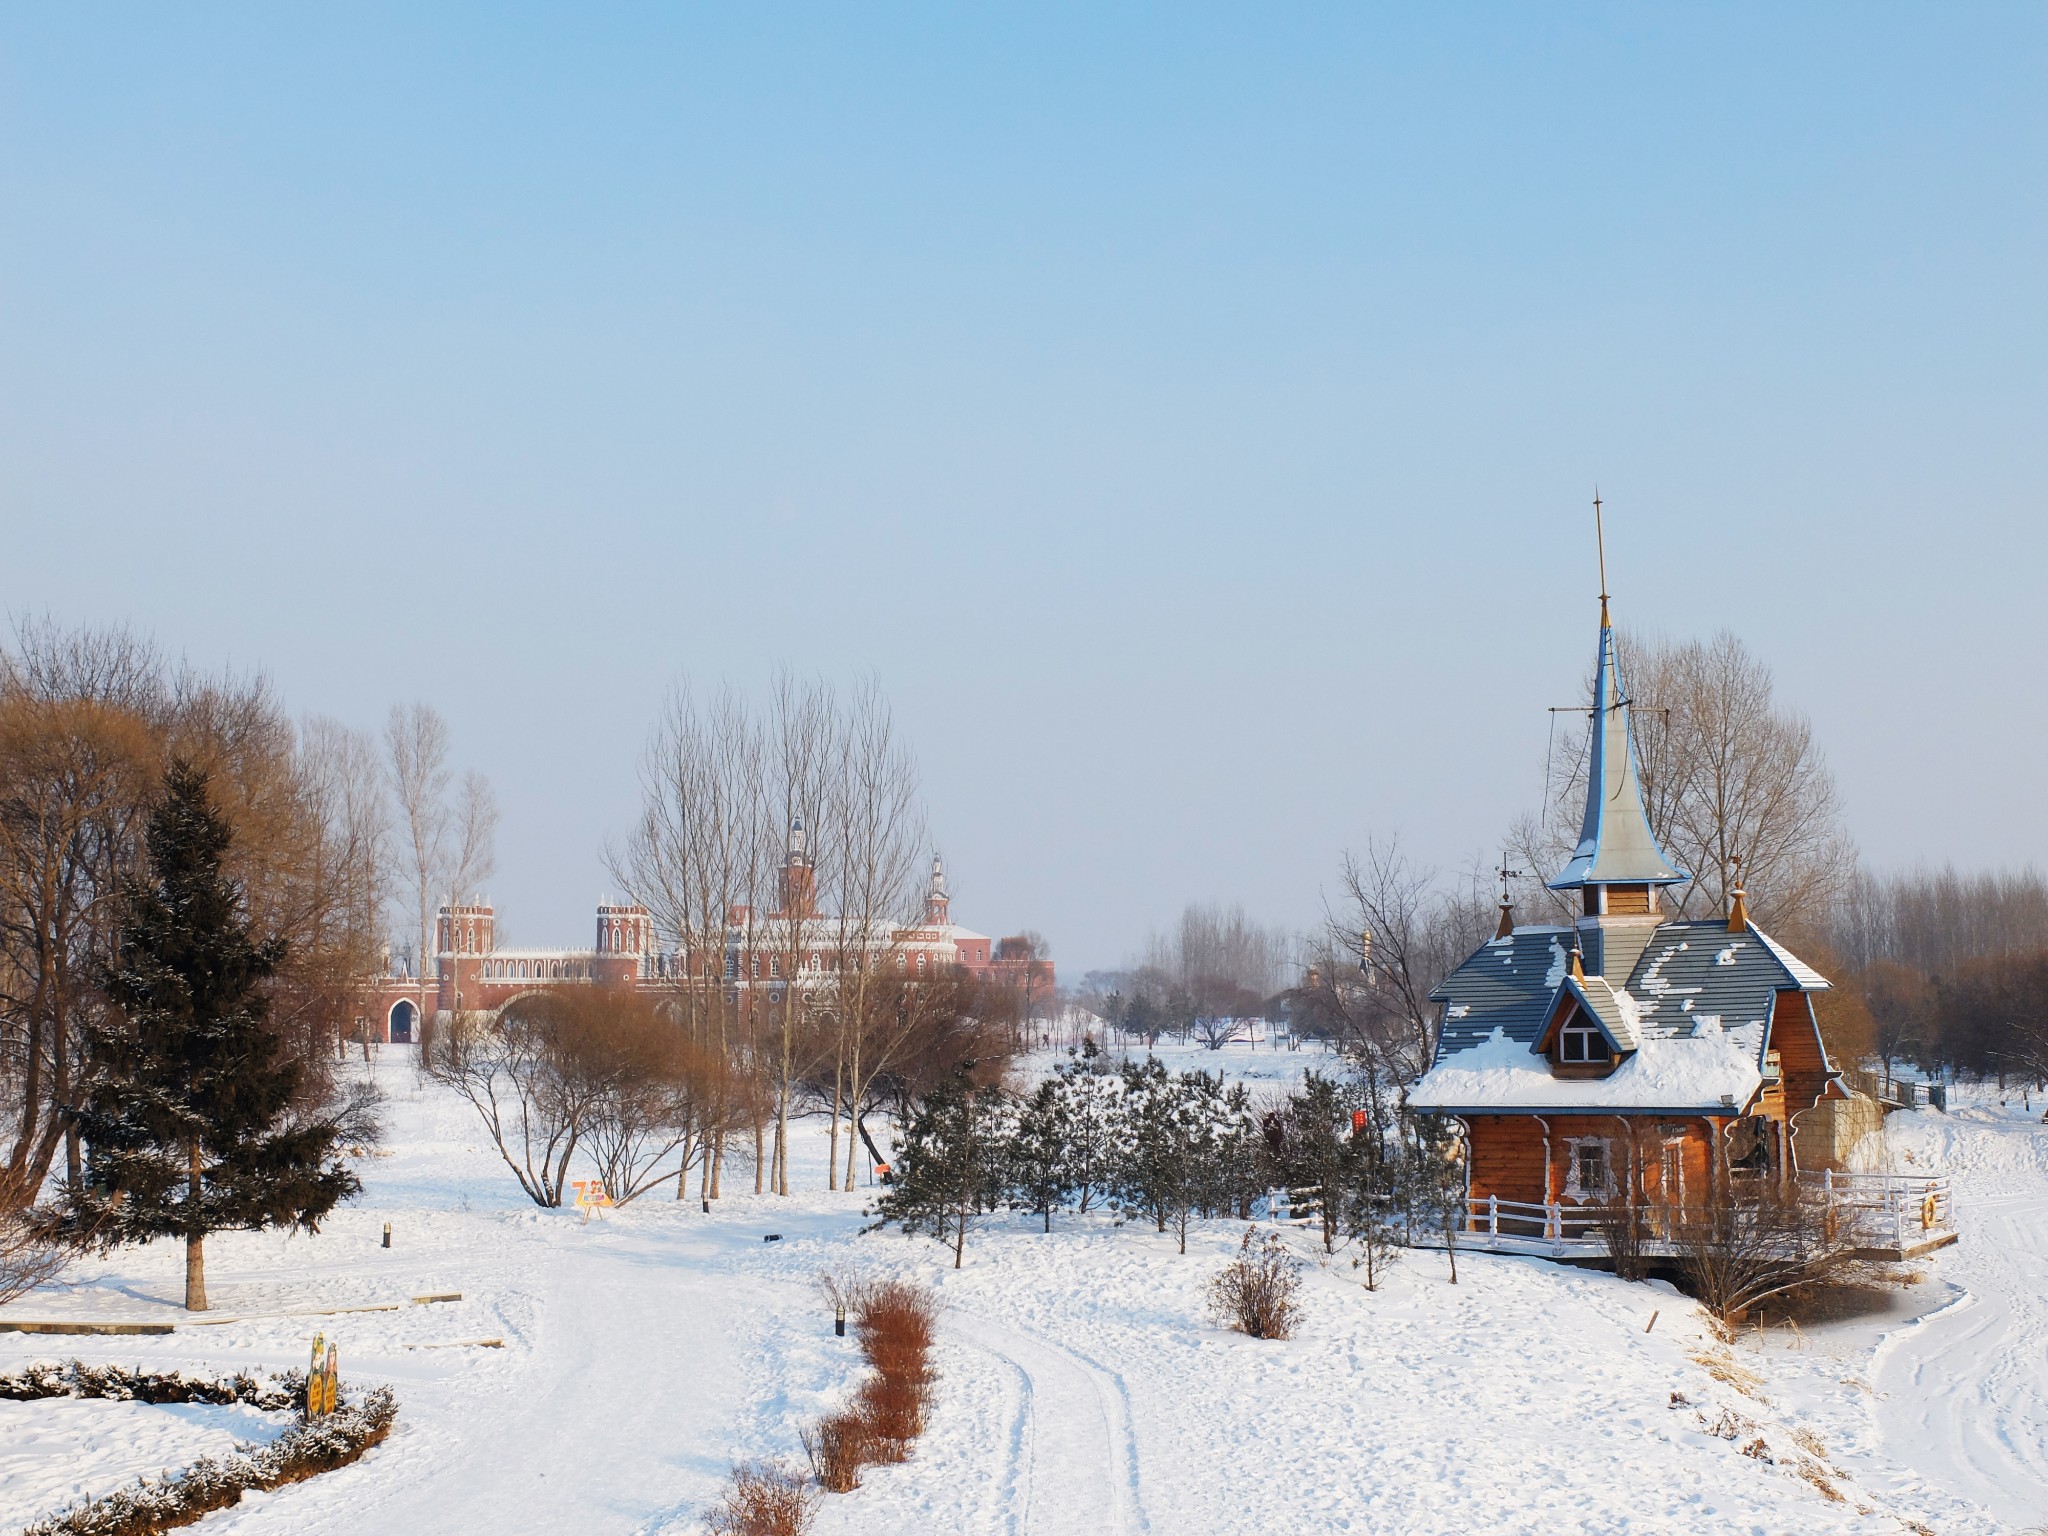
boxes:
[1577,1141,1606,1193]
[1559,1021,1611,1064]
[1564,1136,1613,1201]
[770,956,782,978]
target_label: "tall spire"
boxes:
[1548,500,1687,892]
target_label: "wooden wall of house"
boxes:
[1463,1113,1724,1209]
[1772,987,1839,1172]
[1464,1115,1550,1206]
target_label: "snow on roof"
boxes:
[1406,1024,1762,1114]
[1751,926,1832,991]
[1566,974,1641,1052]
[1413,917,1828,1114]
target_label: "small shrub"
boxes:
[848,1278,939,1359]
[800,1411,872,1493]
[854,1368,928,1459]
[706,1461,817,1536]
[1208,1227,1302,1340]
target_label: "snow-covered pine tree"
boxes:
[1266,1072,1369,1256]
[1008,1077,1075,1232]
[1112,1056,1180,1236]
[874,1065,1010,1268]
[1050,1040,1118,1215]
[1404,1111,1467,1284]
[1113,1061,1253,1254]
[69,763,363,1310]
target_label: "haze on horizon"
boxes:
[2,6,2041,975]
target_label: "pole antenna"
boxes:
[1593,488,1610,628]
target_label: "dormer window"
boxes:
[1559,1020,1612,1065]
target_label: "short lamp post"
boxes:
[834,1303,846,1338]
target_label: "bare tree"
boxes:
[384,704,450,1055]
[296,719,389,1059]
[0,1208,68,1305]
[1675,1177,1878,1324]
[764,673,837,1196]
[382,706,495,1065]
[1514,631,1852,931]
[823,678,925,1190]
[1305,839,1493,1083]
[0,627,162,1209]
[427,991,611,1208]
[1141,903,1287,1049]
[615,685,771,1203]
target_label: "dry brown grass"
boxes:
[1689,1349,1765,1399]
[705,1462,818,1536]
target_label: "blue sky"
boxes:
[3,6,2042,971]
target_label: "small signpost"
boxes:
[306,1334,340,1417]
[572,1180,616,1223]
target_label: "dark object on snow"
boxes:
[383,1222,391,1249]
[834,1303,846,1337]
[763,1233,783,1242]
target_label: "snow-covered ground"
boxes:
[2,1050,2042,1534]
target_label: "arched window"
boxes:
[916,952,927,975]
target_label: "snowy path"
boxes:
[1870,1103,2048,1532]
[949,1312,1149,1536]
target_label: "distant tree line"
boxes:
[1829,867,2048,1084]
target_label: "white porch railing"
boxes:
[1429,1172,1955,1261]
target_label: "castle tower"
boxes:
[595,901,652,984]
[779,815,817,919]
[435,902,496,957]
[595,902,651,956]
[924,853,951,926]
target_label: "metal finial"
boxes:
[1593,489,1610,628]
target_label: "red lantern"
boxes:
[1350,1110,1368,1133]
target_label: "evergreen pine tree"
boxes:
[70,763,363,1310]
[1112,1057,1180,1235]
[873,1065,1010,1268]
[1051,1040,1117,1215]
[1265,1072,1367,1255]
[1008,1077,1075,1233]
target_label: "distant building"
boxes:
[359,834,1051,1043]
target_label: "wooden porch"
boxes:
[1421,1170,1957,1263]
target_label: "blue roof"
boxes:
[1429,919,1826,1061]
[1548,622,1688,890]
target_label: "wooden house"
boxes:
[1404,586,1931,1253]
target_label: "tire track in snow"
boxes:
[948,1312,1150,1536]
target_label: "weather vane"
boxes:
[1496,852,1526,906]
